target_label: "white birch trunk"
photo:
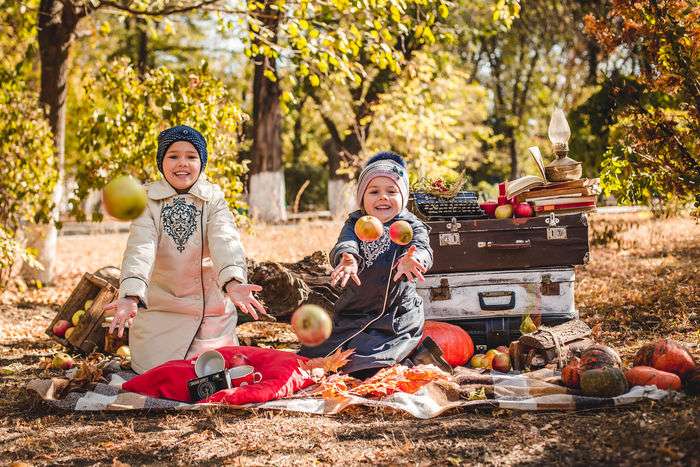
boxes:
[248,170,288,222]
[328,178,357,218]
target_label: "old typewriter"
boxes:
[410,191,487,221]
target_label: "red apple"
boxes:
[480,200,499,218]
[494,204,513,219]
[514,202,534,218]
[102,175,147,221]
[389,220,413,245]
[354,215,384,242]
[52,320,71,338]
[496,345,509,354]
[291,304,333,347]
[51,352,74,370]
[492,352,511,372]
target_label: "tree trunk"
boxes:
[322,138,356,217]
[22,0,80,284]
[507,126,519,180]
[248,8,286,222]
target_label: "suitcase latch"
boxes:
[439,217,462,246]
[430,278,452,301]
[546,227,567,240]
[541,274,560,296]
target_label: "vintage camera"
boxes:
[187,370,231,402]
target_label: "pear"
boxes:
[520,314,538,335]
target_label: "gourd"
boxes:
[561,356,581,389]
[580,367,628,397]
[633,339,696,379]
[421,321,474,367]
[579,344,622,372]
[625,366,682,391]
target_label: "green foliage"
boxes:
[71,59,248,221]
[0,0,56,275]
[585,1,700,207]
[285,163,329,212]
[367,52,492,181]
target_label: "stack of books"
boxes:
[505,147,600,216]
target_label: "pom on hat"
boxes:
[365,151,406,168]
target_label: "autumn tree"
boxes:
[585,0,700,207]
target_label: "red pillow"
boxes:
[122,346,314,405]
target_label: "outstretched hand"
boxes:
[393,245,427,283]
[226,282,268,320]
[104,297,138,338]
[330,252,361,288]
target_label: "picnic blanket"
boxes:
[27,363,676,419]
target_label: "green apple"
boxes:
[102,175,147,221]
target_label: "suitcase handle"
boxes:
[478,291,516,311]
[477,240,531,249]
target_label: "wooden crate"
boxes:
[46,272,120,354]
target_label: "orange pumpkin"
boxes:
[421,321,474,367]
[625,366,682,391]
[561,356,581,389]
[633,339,696,379]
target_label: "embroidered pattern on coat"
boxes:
[360,228,390,267]
[161,197,199,252]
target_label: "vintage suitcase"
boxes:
[425,212,589,274]
[417,267,578,350]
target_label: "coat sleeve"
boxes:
[119,205,158,307]
[206,191,247,290]
[404,221,433,271]
[329,219,362,268]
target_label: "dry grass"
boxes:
[0,213,698,466]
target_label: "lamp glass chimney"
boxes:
[548,108,571,146]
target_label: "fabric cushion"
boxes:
[122,346,314,405]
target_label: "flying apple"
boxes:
[354,215,383,242]
[389,220,413,246]
[102,175,147,221]
[291,304,333,347]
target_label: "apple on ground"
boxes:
[102,175,147,221]
[291,304,333,347]
[389,220,413,245]
[354,215,384,242]
[51,352,74,370]
[71,310,86,327]
[470,354,487,368]
[491,352,512,372]
[52,320,71,338]
[494,204,513,219]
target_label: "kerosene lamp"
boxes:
[544,108,582,182]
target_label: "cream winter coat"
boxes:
[118,176,247,374]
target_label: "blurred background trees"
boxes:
[1,0,697,284]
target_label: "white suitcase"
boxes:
[417,267,577,321]
[417,267,578,350]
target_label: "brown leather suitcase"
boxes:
[426,212,589,274]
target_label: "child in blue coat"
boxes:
[299,152,433,375]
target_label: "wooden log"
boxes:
[518,319,591,350]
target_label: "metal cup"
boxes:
[194,349,226,377]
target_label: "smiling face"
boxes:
[162,141,201,191]
[362,176,402,223]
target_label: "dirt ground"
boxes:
[1,213,699,466]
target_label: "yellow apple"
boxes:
[102,175,147,221]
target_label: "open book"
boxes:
[505,147,549,198]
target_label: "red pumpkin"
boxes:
[420,321,474,367]
[561,356,581,389]
[633,339,696,379]
[580,344,622,372]
[625,366,682,391]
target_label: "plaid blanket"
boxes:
[27,364,675,419]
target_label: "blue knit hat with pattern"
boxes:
[156,125,208,174]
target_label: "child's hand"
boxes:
[393,245,427,283]
[104,297,138,338]
[226,282,267,320]
[331,252,361,288]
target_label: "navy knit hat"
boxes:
[156,125,208,174]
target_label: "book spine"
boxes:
[534,201,596,212]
